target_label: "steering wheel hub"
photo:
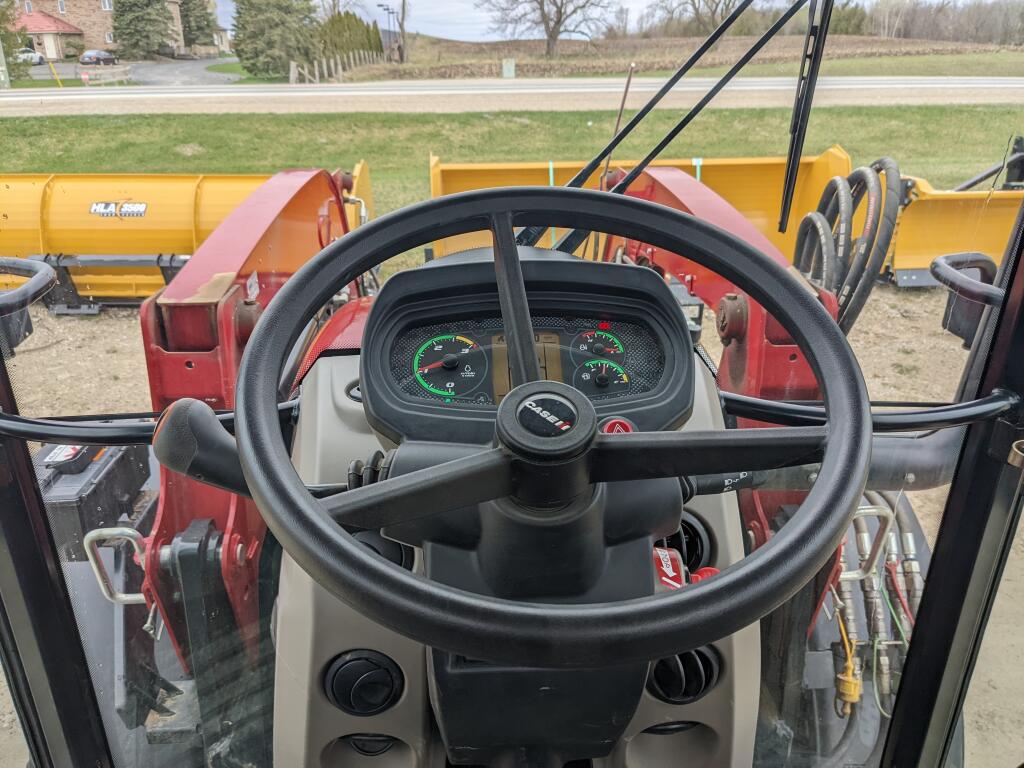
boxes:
[496,380,597,462]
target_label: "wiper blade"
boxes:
[778,0,835,232]
[556,0,811,255]
[516,0,756,248]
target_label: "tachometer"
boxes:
[572,359,630,397]
[413,334,489,399]
[570,329,626,366]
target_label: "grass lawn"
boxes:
[1,106,1019,216]
[206,60,287,84]
[650,50,1024,79]
[11,78,87,88]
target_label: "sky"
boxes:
[216,0,655,39]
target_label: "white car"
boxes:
[14,48,45,65]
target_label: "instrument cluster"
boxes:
[389,314,666,407]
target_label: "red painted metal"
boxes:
[603,167,838,549]
[291,296,374,390]
[140,169,351,670]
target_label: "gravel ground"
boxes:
[0,285,1019,766]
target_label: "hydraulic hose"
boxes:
[837,167,882,314]
[816,175,853,290]
[795,211,839,290]
[818,705,861,768]
[839,157,901,334]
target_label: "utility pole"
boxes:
[0,35,11,90]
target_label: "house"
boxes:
[13,10,83,61]
[13,0,188,59]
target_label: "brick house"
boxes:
[14,0,188,58]
[12,10,83,60]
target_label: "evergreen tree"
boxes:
[1,0,29,79]
[370,20,382,53]
[235,0,316,77]
[113,0,172,58]
[317,10,382,58]
[180,0,216,46]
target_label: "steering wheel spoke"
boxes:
[589,426,828,481]
[321,447,514,529]
[490,210,541,386]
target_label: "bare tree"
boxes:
[476,0,615,57]
[318,0,362,19]
[648,0,743,35]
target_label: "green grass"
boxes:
[206,60,287,84]
[11,78,87,88]
[2,106,1019,215]
[647,50,1024,79]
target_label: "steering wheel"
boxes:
[235,187,871,668]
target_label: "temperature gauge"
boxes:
[413,334,488,399]
[572,359,630,398]
[570,329,626,366]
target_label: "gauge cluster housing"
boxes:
[360,248,697,444]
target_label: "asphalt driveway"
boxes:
[28,56,240,85]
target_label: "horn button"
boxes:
[496,381,597,463]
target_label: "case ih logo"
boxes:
[522,400,572,432]
[90,201,148,218]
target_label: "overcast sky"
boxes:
[217,0,655,39]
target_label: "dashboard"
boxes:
[360,248,696,445]
[390,314,665,407]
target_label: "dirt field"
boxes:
[350,33,1015,80]
[0,283,1019,767]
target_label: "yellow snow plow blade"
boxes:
[889,176,1021,286]
[0,163,373,300]
[428,148,1021,284]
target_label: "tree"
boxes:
[395,0,408,63]
[648,0,743,36]
[317,10,382,57]
[180,0,217,45]
[1,0,30,82]
[476,0,613,57]
[113,0,172,58]
[234,0,317,77]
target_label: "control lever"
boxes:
[154,397,347,500]
[154,398,251,496]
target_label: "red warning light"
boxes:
[597,321,611,330]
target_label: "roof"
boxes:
[12,11,83,35]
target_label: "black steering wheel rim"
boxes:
[235,187,871,668]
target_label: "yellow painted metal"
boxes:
[428,149,1023,280]
[0,165,372,298]
[428,147,853,259]
[890,176,1020,276]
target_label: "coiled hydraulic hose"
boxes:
[839,157,901,334]
[794,211,839,291]
[793,159,897,335]
[837,166,883,313]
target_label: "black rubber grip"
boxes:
[153,398,250,496]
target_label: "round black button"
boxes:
[516,395,577,437]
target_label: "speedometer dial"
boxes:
[570,329,626,366]
[572,359,630,397]
[413,334,488,398]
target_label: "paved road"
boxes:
[3,75,1023,116]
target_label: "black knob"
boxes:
[325,650,404,716]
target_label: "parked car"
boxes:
[79,50,118,66]
[14,48,45,65]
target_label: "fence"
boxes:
[289,50,386,84]
[77,64,132,85]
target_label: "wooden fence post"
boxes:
[313,60,319,83]
[289,60,297,84]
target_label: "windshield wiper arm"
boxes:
[516,0,756,248]
[555,0,811,255]
[778,0,835,232]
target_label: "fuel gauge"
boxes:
[572,359,630,398]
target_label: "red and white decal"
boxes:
[653,547,684,590]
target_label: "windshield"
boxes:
[0,2,1022,766]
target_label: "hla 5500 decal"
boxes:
[90,201,148,218]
